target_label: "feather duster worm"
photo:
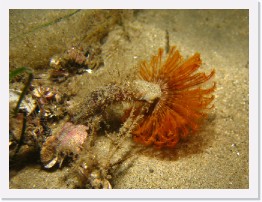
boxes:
[132,47,216,148]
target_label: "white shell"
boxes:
[9,89,36,115]
[44,156,58,168]
[103,179,112,189]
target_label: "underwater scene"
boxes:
[9,10,249,189]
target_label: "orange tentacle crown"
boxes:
[132,46,216,148]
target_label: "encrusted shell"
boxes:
[40,122,88,168]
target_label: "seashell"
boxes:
[102,179,112,189]
[44,156,58,169]
[9,89,36,115]
[40,135,58,167]
[40,122,89,168]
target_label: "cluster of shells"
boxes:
[49,46,102,82]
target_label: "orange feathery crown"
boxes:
[132,46,216,148]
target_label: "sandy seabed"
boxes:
[9,9,249,189]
